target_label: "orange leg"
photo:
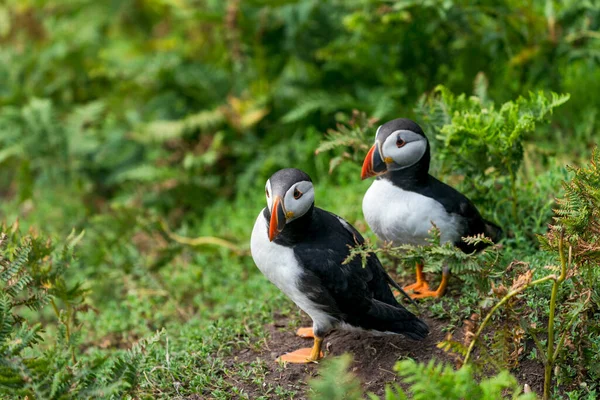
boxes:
[276,337,324,363]
[403,263,430,293]
[296,327,314,338]
[410,267,450,299]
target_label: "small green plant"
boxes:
[539,148,600,398]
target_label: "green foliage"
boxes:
[0,233,45,382]
[537,149,600,394]
[309,353,362,400]
[0,226,162,399]
[309,356,535,400]
[0,0,592,216]
[415,85,569,217]
[415,85,569,183]
[459,150,600,399]
[390,359,535,400]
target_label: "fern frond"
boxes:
[541,147,600,269]
[0,241,31,283]
[108,164,178,185]
[14,290,50,311]
[309,354,362,400]
[5,273,32,298]
[438,338,468,357]
[6,323,43,357]
[0,294,12,344]
[391,359,534,399]
[281,91,355,123]
[316,110,379,172]
[139,107,226,144]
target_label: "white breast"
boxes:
[362,179,461,246]
[250,211,337,332]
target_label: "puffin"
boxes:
[361,118,502,299]
[250,168,429,363]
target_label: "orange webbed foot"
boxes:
[276,337,324,363]
[402,280,430,293]
[276,347,323,363]
[409,270,449,299]
[397,262,430,297]
[296,327,315,338]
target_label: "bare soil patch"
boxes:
[218,305,547,399]
[222,312,438,399]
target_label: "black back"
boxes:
[266,207,429,339]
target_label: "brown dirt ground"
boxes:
[220,308,545,399]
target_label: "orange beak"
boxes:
[361,143,388,180]
[268,196,287,241]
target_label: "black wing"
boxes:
[293,208,428,339]
[417,176,503,252]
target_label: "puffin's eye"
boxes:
[265,189,270,198]
[293,188,303,200]
[396,138,406,148]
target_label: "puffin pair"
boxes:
[250,119,501,363]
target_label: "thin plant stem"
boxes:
[67,306,76,363]
[52,299,77,363]
[50,298,60,318]
[160,219,245,254]
[543,235,569,400]
[508,164,518,221]
[463,274,556,364]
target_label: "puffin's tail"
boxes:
[367,300,429,340]
[394,313,429,340]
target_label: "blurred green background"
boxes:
[0,0,599,398]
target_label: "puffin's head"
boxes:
[264,168,315,241]
[361,118,429,179]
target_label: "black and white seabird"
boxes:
[361,118,502,299]
[250,168,429,363]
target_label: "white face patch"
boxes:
[380,130,427,170]
[265,179,273,211]
[282,180,314,222]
